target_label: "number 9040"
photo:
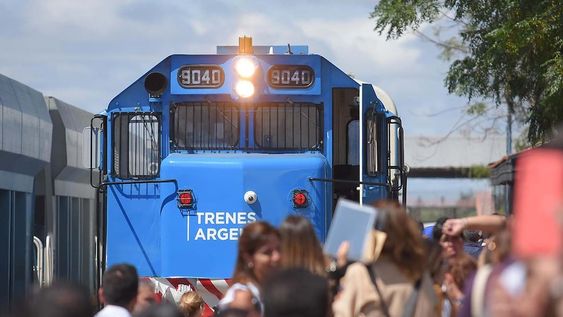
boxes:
[268,65,314,88]
[178,65,225,88]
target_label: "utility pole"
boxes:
[507,105,512,155]
[505,103,513,214]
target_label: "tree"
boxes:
[370,0,562,144]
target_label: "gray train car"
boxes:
[0,74,98,311]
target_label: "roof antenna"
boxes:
[286,44,293,55]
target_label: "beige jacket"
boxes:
[333,259,439,317]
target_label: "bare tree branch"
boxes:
[414,30,470,54]
[439,10,469,26]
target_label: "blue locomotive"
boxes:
[89,37,405,310]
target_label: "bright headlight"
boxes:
[235,57,257,78]
[235,80,255,98]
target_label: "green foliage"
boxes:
[371,0,563,144]
[466,165,490,178]
[465,102,487,116]
[370,0,441,39]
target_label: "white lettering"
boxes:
[291,71,300,83]
[212,69,221,84]
[195,228,206,240]
[207,228,217,240]
[215,212,225,225]
[204,213,214,224]
[193,227,244,241]
[189,212,259,241]
[281,70,290,84]
[237,212,246,224]
[247,212,257,222]
[201,70,210,84]
[271,70,280,84]
[192,69,201,84]
[226,212,236,224]
[302,71,311,84]
[196,212,205,224]
[181,69,190,85]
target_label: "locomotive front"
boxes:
[96,37,402,312]
[105,41,336,270]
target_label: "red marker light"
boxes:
[177,190,194,208]
[292,191,308,208]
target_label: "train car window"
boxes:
[171,103,240,150]
[112,113,161,179]
[254,103,322,151]
[347,120,359,165]
[366,110,379,175]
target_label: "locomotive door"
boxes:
[359,84,386,205]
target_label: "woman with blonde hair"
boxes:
[333,201,438,317]
[279,215,326,276]
[178,291,204,317]
[217,221,281,317]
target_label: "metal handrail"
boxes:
[309,177,390,189]
[33,236,44,287]
[44,235,53,286]
[100,178,178,187]
[90,114,106,189]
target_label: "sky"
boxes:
[1,0,505,203]
[0,0,507,137]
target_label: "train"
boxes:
[0,37,405,314]
[0,73,99,311]
[88,37,406,313]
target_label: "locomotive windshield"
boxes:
[254,103,321,150]
[171,102,240,150]
[170,102,322,151]
[112,112,161,179]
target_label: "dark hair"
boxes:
[417,220,424,233]
[280,215,326,276]
[102,263,139,307]
[432,217,449,241]
[233,221,280,284]
[263,268,329,317]
[424,239,445,283]
[25,281,94,317]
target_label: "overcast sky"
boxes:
[0,0,507,137]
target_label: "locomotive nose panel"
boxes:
[157,153,329,278]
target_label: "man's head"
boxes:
[263,268,329,317]
[26,281,94,317]
[99,263,139,310]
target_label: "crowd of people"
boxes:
[8,137,563,317]
[11,197,562,317]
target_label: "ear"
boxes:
[242,253,253,267]
[98,288,105,305]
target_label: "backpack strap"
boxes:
[471,264,493,317]
[365,263,391,317]
[401,277,422,317]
